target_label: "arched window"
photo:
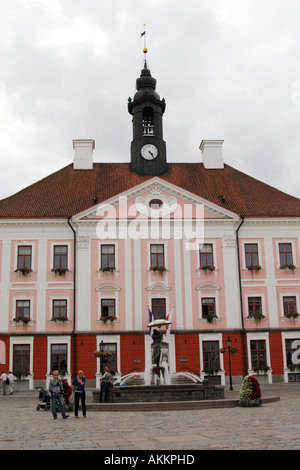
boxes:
[142,107,155,136]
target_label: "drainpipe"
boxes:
[67,216,77,379]
[236,215,248,376]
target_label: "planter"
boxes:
[205,314,217,323]
[200,266,215,272]
[51,268,69,276]
[51,317,69,323]
[99,267,116,273]
[247,265,262,272]
[150,267,167,274]
[280,264,296,271]
[14,268,32,276]
[13,318,31,325]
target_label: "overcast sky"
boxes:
[0,0,300,201]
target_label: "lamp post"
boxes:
[226,336,233,390]
[100,340,104,375]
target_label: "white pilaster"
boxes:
[76,235,91,331]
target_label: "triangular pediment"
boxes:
[72,177,239,222]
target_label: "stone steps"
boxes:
[84,395,280,412]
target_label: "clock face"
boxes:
[141,144,158,160]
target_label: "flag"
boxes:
[148,306,153,336]
[166,308,174,336]
[140,31,145,37]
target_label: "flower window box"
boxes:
[14,267,33,276]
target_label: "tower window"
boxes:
[142,107,155,136]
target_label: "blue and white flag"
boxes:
[148,307,153,336]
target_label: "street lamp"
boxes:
[226,336,233,390]
[100,340,104,375]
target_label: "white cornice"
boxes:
[72,177,240,222]
[0,219,69,227]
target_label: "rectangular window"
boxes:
[152,298,166,319]
[245,243,259,267]
[283,297,297,317]
[100,343,117,373]
[16,300,30,320]
[101,245,115,269]
[200,244,214,268]
[248,297,263,318]
[279,243,293,267]
[51,344,67,373]
[250,340,267,369]
[17,246,32,269]
[203,341,220,372]
[53,245,68,270]
[13,344,30,375]
[202,298,216,319]
[285,339,299,367]
[101,299,116,320]
[52,300,68,320]
[150,244,164,269]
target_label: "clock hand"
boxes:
[149,151,154,157]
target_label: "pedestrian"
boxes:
[72,370,87,418]
[7,371,15,395]
[99,366,112,403]
[0,371,8,395]
[49,370,69,420]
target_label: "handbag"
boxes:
[69,391,75,404]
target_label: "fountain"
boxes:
[92,319,225,405]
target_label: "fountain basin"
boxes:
[92,383,224,403]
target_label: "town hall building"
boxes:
[1,51,300,390]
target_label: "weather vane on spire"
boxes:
[140,24,147,64]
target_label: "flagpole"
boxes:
[141,24,147,65]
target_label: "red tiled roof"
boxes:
[0,162,300,219]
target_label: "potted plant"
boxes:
[93,350,113,358]
[286,311,299,320]
[14,267,32,276]
[99,266,116,273]
[248,312,265,321]
[150,266,167,274]
[238,375,262,407]
[51,267,69,276]
[220,346,239,355]
[247,265,262,272]
[205,313,217,323]
[13,317,30,325]
[253,365,270,374]
[200,265,215,272]
[14,370,29,380]
[280,264,296,271]
[100,316,115,324]
[52,316,68,322]
[288,363,300,372]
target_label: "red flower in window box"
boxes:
[247,265,262,272]
[93,350,113,358]
[280,264,296,271]
[150,266,167,273]
[14,267,32,276]
[13,317,30,324]
[286,311,299,319]
[99,266,115,273]
[200,265,215,272]
[51,268,69,276]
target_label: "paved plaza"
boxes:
[1,383,300,452]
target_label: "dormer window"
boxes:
[142,107,155,136]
